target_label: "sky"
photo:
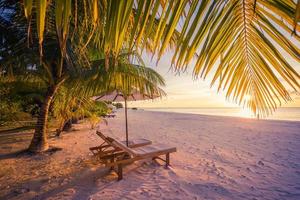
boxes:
[129,51,300,109]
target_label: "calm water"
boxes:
[142,107,300,121]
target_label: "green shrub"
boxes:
[113,102,123,109]
[89,101,109,116]
[0,101,31,126]
[0,81,44,125]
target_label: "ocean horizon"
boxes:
[140,107,300,121]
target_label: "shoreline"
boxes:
[130,108,300,123]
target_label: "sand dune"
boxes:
[0,110,300,199]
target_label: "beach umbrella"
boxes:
[96,90,158,146]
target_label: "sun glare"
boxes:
[238,108,254,118]
[244,94,252,101]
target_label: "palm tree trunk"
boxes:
[28,85,58,152]
[62,119,72,131]
[55,121,64,137]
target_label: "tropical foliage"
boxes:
[171,0,300,116]
[19,0,300,117]
[0,1,166,152]
[84,52,166,98]
[0,80,45,125]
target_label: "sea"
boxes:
[142,107,300,121]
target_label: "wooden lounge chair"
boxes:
[89,131,152,160]
[104,137,176,180]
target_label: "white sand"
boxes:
[1,110,300,200]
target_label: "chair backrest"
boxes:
[96,131,114,145]
[110,138,137,156]
[96,131,138,156]
[96,131,133,153]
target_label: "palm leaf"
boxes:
[171,0,300,117]
[81,51,165,99]
[294,0,300,33]
[23,0,33,19]
[36,0,47,57]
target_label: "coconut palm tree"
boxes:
[19,0,299,117]
[0,1,88,152]
[0,1,166,152]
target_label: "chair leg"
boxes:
[117,164,123,180]
[110,157,115,170]
[166,153,170,168]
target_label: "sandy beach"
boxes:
[1,110,300,200]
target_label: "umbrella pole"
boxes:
[124,98,129,146]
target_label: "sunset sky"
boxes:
[129,51,300,109]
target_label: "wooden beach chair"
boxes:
[104,137,177,180]
[89,131,152,160]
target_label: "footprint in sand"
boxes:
[246,167,253,172]
[46,188,76,200]
[257,160,264,166]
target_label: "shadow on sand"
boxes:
[0,162,113,200]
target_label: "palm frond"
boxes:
[81,52,166,99]
[171,0,300,117]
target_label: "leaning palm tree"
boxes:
[0,0,174,152]
[0,0,166,152]
[0,1,90,152]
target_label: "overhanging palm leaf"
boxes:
[171,0,300,117]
